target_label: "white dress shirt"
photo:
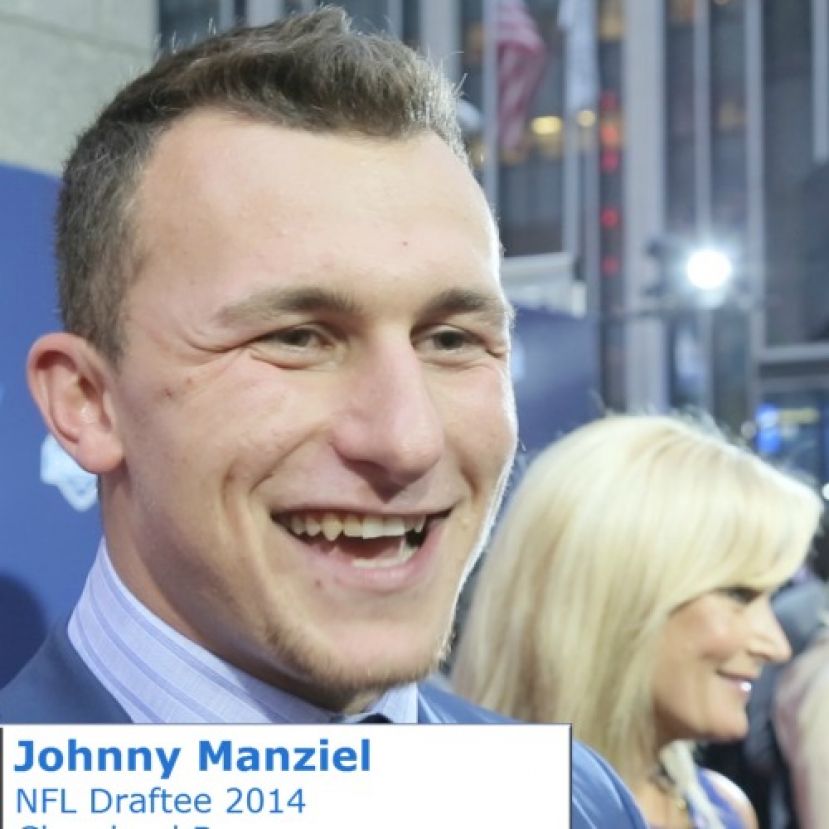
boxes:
[68,542,418,724]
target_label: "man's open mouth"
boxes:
[273,511,438,569]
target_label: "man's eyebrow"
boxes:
[215,287,360,327]
[214,285,514,329]
[419,288,515,328]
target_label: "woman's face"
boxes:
[652,588,790,745]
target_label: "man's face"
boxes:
[103,110,517,709]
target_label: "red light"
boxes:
[601,255,620,276]
[601,149,620,173]
[601,206,620,228]
[600,91,618,111]
[600,122,621,147]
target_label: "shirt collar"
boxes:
[68,541,419,724]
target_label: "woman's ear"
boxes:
[27,332,124,474]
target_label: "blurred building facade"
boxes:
[0,1,156,172]
[2,0,828,490]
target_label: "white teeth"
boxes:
[343,514,363,537]
[403,516,427,533]
[383,516,406,535]
[281,512,429,540]
[321,513,343,541]
[361,516,386,539]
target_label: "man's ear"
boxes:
[27,332,124,474]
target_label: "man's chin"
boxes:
[310,651,443,706]
[275,635,450,712]
[252,612,454,711]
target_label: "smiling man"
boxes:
[0,9,645,826]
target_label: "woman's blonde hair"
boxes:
[452,414,821,819]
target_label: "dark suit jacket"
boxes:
[0,624,646,827]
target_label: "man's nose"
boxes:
[749,598,792,665]
[330,344,446,492]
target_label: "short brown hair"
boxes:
[57,6,465,361]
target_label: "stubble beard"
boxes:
[257,607,457,712]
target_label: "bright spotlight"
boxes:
[684,248,734,291]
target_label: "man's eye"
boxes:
[263,327,325,348]
[431,329,473,350]
[250,326,338,368]
[416,325,502,365]
[720,586,762,605]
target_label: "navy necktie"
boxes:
[356,713,392,724]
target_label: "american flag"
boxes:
[496,0,547,152]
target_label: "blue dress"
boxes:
[648,767,745,828]
[690,767,745,828]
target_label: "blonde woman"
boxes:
[453,414,822,829]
